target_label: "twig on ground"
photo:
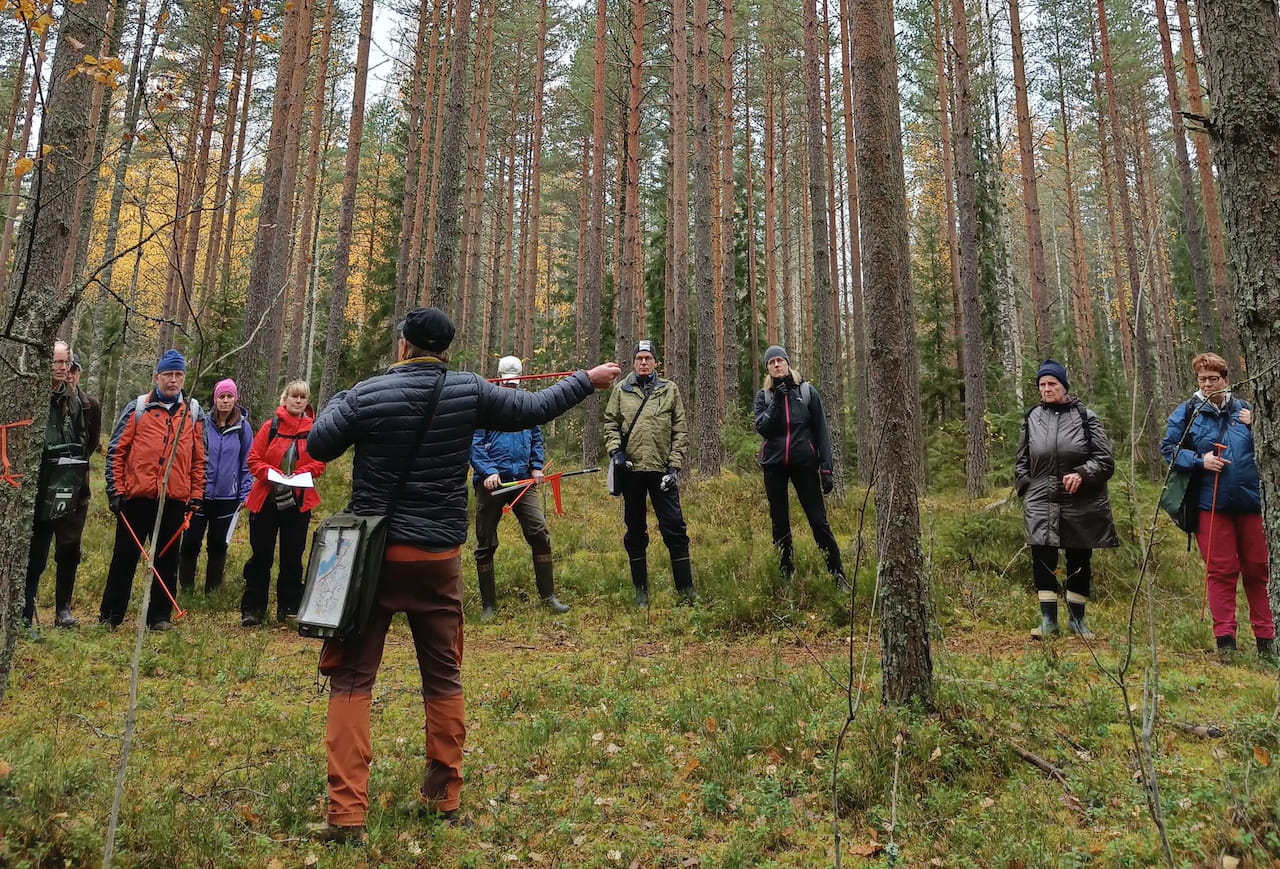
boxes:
[1173,722,1225,739]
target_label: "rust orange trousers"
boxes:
[323,545,466,825]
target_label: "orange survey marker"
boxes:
[0,419,34,487]
[497,467,601,517]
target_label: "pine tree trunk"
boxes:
[581,0,608,466]
[319,0,374,405]
[850,0,932,710]
[1154,0,1215,350]
[0,30,47,287]
[459,0,497,364]
[762,48,778,343]
[933,0,962,381]
[948,0,989,497]
[693,0,721,473]
[1194,0,1280,633]
[1008,0,1052,356]
[617,0,645,364]
[0,0,113,702]
[838,0,870,477]
[718,0,738,415]
[518,0,549,359]
[394,0,439,317]
[1178,0,1241,367]
[668,0,691,394]
[1097,0,1161,471]
[742,34,760,384]
[426,0,475,312]
[802,0,840,457]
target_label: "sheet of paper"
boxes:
[224,507,241,545]
[267,469,315,488]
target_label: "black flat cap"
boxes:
[401,307,456,351]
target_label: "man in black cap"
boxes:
[604,339,697,606]
[305,307,620,842]
[24,340,94,630]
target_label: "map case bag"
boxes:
[297,368,447,640]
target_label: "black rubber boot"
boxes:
[204,551,227,594]
[1066,599,1096,640]
[54,565,78,627]
[1257,637,1277,664]
[672,554,697,606]
[1030,600,1060,640]
[477,560,497,622]
[533,552,569,614]
[178,554,198,592]
[629,553,649,606]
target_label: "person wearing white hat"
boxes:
[470,355,570,620]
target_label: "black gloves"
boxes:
[773,379,790,395]
[187,498,203,515]
[109,494,123,514]
[821,470,834,495]
[611,450,633,470]
[660,468,678,491]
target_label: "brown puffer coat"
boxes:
[1015,399,1119,550]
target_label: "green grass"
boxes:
[2,453,1278,866]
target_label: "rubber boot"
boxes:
[672,553,698,606]
[54,562,79,627]
[178,553,198,592]
[204,550,227,594]
[1066,596,1096,639]
[1215,634,1238,663]
[1030,599,1060,640]
[533,552,569,614]
[1257,637,1277,664]
[629,553,649,606]
[477,560,497,622]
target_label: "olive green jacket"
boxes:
[603,373,688,472]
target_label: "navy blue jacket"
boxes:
[307,359,595,548]
[1161,393,1260,514]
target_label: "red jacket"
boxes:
[245,406,325,513]
[106,392,206,502]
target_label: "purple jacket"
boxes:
[204,406,254,501]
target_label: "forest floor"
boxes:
[2,453,1278,867]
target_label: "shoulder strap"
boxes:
[800,381,814,408]
[619,382,655,453]
[387,369,449,516]
[268,417,281,442]
[1076,404,1093,453]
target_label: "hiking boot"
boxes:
[54,608,79,628]
[1030,600,1060,640]
[833,571,852,594]
[541,595,570,614]
[148,620,173,632]
[1215,634,1238,663]
[677,587,699,607]
[1257,637,1277,664]
[633,585,649,607]
[307,822,365,845]
[241,612,263,628]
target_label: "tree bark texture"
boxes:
[0,0,113,702]
[693,0,721,473]
[850,0,933,710]
[1195,0,1280,637]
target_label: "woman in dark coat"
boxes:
[753,345,846,587]
[1015,360,1119,639]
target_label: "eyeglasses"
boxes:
[1196,374,1224,384]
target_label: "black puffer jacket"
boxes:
[753,378,832,470]
[1015,398,1119,549]
[308,360,595,548]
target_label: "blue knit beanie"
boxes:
[1036,359,1069,393]
[155,349,186,374]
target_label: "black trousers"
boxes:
[241,501,312,618]
[1030,545,1092,599]
[25,503,88,622]
[179,497,240,559]
[762,464,843,576]
[100,498,187,627]
[620,469,693,590]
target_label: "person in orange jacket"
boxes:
[240,380,325,626]
[99,350,205,631]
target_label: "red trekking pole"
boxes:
[156,509,195,559]
[1200,442,1228,620]
[118,511,187,620]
